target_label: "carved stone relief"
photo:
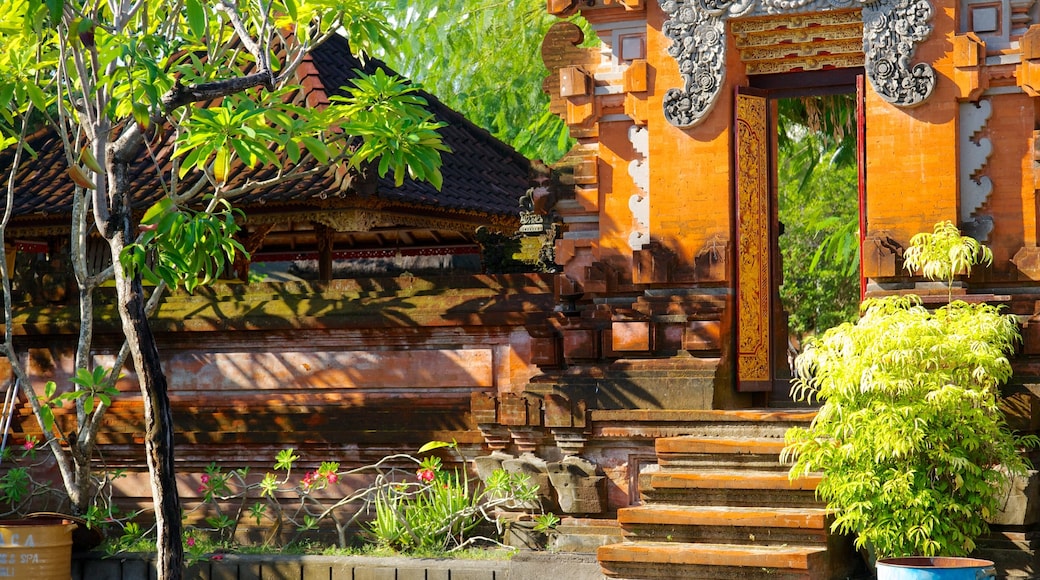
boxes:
[660,0,937,128]
[627,125,651,250]
[958,99,995,242]
[661,3,727,128]
[862,0,936,107]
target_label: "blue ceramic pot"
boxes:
[876,557,996,580]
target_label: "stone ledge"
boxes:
[72,551,605,580]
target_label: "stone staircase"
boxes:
[976,529,1040,579]
[597,410,860,580]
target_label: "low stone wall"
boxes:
[72,551,605,580]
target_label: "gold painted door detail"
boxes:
[735,89,772,392]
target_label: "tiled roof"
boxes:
[2,34,530,226]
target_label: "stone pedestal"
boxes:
[502,453,556,511]
[547,456,605,514]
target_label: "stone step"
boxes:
[978,529,1040,551]
[598,541,830,580]
[640,469,824,508]
[970,548,1037,579]
[619,504,829,531]
[650,469,821,490]
[656,436,792,470]
[656,436,789,456]
[552,518,625,554]
[589,409,814,442]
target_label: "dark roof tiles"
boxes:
[3,34,530,223]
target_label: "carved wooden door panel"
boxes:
[734,87,773,393]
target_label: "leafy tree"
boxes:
[777,96,860,341]
[382,0,582,164]
[0,1,446,578]
[784,224,1036,558]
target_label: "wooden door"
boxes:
[734,87,773,393]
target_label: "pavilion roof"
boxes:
[2,33,531,233]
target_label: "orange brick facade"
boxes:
[523,0,1040,415]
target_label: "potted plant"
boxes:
[782,221,1037,575]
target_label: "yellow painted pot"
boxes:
[0,518,77,579]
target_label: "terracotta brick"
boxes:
[498,393,530,426]
[684,320,721,351]
[530,336,561,366]
[545,393,586,428]
[563,328,600,360]
[470,392,498,424]
[612,321,652,351]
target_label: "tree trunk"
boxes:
[103,152,182,578]
[109,230,183,580]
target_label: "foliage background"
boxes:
[777,96,860,342]
[381,0,584,164]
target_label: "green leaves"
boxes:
[119,197,247,294]
[274,448,300,471]
[777,125,860,340]
[176,97,282,183]
[379,0,578,163]
[417,440,454,454]
[783,225,1035,558]
[36,366,121,433]
[329,68,449,188]
[0,467,30,505]
[903,220,993,291]
[184,0,207,39]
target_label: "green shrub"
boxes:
[369,455,538,552]
[783,221,1037,558]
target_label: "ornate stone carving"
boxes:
[959,99,994,242]
[660,0,937,128]
[862,0,936,107]
[661,2,728,128]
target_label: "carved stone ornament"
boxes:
[660,0,936,128]
[862,0,936,107]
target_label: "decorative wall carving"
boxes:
[862,0,936,107]
[661,3,727,128]
[627,125,650,250]
[732,11,865,75]
[661,0,937,128]
[959,99,995,242]
[313,210,381,232]
[735,91,772,391]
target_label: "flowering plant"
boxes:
[368,445,539,552]
[182,441,543,555]
[0,434,138,534]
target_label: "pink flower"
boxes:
[417,468,435,483]
[22,440,34,451]
[197,485,205,493]
[186,537,196,547]
[212,554,224,561]
[200,474,210,484]
[326,473,338,484]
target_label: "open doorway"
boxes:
[734,70,864,402]
[776,94,860,386]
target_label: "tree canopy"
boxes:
[382,0,582,164]
[0,2,448,578]
[777,95,860,341]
